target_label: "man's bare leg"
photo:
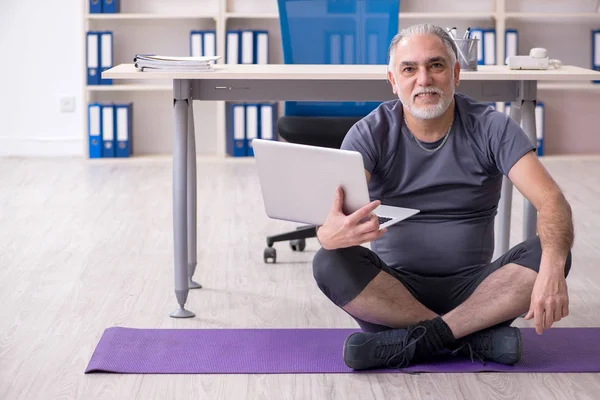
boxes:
[442,263,536,339]
[342,270,438,328]
[341,263,536,337]
[342,263,536,370]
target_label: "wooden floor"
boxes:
[1,155,600,400]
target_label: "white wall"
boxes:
[0,0,84,157]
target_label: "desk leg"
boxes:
[521,98,538,240]
[170,80,194,318]
[495,101,522,260]
[187,99,202,289]
[496,177,513,259]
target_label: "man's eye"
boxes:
[403,67,414,73]
[432,63,443,68]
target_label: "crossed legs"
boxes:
[312,237,572,338]
[342,262,536,339]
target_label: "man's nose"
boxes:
[415,67,432,86]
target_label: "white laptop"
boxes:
[252,139,420,229]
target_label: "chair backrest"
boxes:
[277,0,400,117]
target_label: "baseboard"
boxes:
[0,136,83,157]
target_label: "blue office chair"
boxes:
[263,0,400,263]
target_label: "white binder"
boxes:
[260,104,274,140]
[367,33,378,64]
[246,104,258,155]
[505,30,518,65]
[88,103,102,158]
[101,104,115,157]
[255,31,269,64]
[343,34,354,64]
[470,28,484,65]
[190,31,202,57]
[226,31,240,64]
[483,30,496,65]
[330,33,342,64]
[86,32,99,84]
[203,31,216,62]
[241,30,254,64]
[100,31,113,84]
[233,104,246,156]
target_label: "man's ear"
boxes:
[387,69,397,95]
[454,60,461,87]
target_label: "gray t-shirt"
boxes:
[341,92,535,276]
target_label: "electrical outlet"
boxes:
[60,96,76,113]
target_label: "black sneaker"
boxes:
[453,326,522,365]
[343,326,427,370]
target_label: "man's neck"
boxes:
[404,101,455,143]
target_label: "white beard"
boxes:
[400,86,454,120]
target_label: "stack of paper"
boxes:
[133,55,221,72]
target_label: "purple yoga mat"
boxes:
[85,327,600,374]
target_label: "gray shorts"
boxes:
[312,236,572,332]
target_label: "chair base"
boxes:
[264,225,317,263]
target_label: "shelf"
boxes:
[225,12,279,19]
[86,13,216,20]
[87,84,171,92]
[538,82,600,91]
[224,11,496,20]
[400,12,496,19]
[85,11,600,21]
[505,12,600,21]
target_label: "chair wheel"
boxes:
[264,247,277,263]
[290,239,306,251]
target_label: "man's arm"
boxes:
[507,151,574,268]
[507,150,573,334]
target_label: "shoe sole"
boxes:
[342,333,360,369]
[463,327,523,365]
[499,327,523,365]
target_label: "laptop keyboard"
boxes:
[377,216,392,225]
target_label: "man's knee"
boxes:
[507,236,572,278]
[312,246,381,307]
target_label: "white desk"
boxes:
[104,64,600,318]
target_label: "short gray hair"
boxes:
[387,24,458,70]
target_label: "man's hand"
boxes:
[316,187,387,250]
[524,269,569,334]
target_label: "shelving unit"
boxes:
[86,14,218,20]
[400,12,496,19]
[224,13,279,19]
[505,12,600,21]
[83,0,600,158]
[86,84,172,92]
